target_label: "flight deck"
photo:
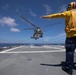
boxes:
[0,45,76,75]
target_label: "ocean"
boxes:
[0,43,25,47]
[0,43,64,51]
[0,43,64,47]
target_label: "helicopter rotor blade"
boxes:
[41,22,62,28]
[20,16,38,28]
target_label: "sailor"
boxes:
[41,2,76,74]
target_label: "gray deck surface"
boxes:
[0,45,76,75]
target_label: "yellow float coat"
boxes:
[43,9,76,38]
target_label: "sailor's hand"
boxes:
[40,16,45,18]
[40,15,49,18]
[65,28,70,33]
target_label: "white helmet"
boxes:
[67,2,76,10]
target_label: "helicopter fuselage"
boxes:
[31,28,43,40]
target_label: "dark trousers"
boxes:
[65,36,76,69]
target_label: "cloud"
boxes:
[42,37,50,42]
[42,32,65,42]
[28,9,37,17]
[0,38,9,43]
[43,4,52,14]
[10,28,20,32]
[0,17,17,27]
[58,4,67,12]
[0,40,9,43]
[54,32,65,38]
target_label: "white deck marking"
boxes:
[1,46,23,53]
[1,46,76,54]
[0,49,65,54]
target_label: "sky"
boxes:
[0,0,75,44]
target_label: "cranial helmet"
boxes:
[67,2,76,10]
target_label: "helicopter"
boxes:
[20,16,62,40]
[20,16,43,40]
